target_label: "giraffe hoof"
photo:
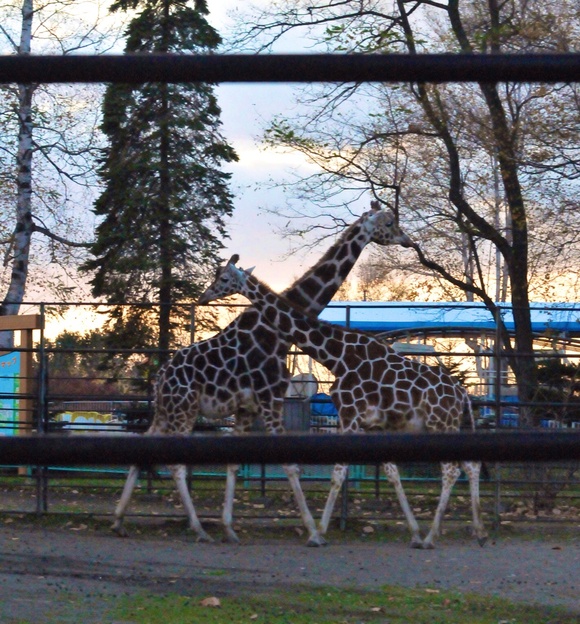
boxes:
[195,532,215,544]
[421,541,436,550]
[306,534,328,547]
[111,523,129,538]
[223,531,241,545]
[409,537,424,549]
[477,535,488,547]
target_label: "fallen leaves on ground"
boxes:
[199,596,221,608]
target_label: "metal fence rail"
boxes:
[1,54,580,527]
[0,53,579,84]
[1,431,579,466]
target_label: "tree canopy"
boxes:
[82,0,238,357]
[0,0,122,348]
[232,0,580,424]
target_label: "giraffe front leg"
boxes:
[462,460,488,547]
[112,464,140,537]
[222,464,241,544]
[169,464,214,543]
[383,462,423,549]
[318,463,348,536]
[422,462,461,549]
[282,463,327,547]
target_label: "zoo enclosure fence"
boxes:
[1,51,580,531]
[1,301,579,531]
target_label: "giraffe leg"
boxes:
[462,460,488,546]
[282,463,327,547]
[261,401,325,547]
[219,409,258,544]
[422,462,461,549]
[112,464,140,537]
[383,462,423,548]
[169,464,214,543]
[222,463,241,544]
[318,463,348,536]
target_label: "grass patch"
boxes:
[105,585,576,624]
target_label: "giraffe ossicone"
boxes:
[111,202,411,546]
[198,257,488,550]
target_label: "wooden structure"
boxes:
[0,314,44,435]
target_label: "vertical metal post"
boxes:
[36,303,48,514]
[340,306,351,531]
[340,466,349,531]
[493,306,502,529]
[493,463,502,532]
[190,303,196,343]
[494,307,503,429]
[260,464,266,497]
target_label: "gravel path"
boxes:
[0,520,578,622]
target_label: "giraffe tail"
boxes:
[461,391,476,431]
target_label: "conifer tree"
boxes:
[83,0,237,360]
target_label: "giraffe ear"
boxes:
[227,254,240,266]
[245,266,255,275]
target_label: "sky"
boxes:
[40,0,335,339]
[38,0,376,339]
[205,1,366,292]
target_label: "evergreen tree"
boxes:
[82,0,237,360]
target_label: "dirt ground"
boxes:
[0,516,578,623]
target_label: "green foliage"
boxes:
[81,0,237,355]
[537,358,580,391]
[535,358,580,423]
[43,328,129,398]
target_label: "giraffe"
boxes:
[198,257,488,549]
[111,202,412,546]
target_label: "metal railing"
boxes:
[0,53,579,84]
[1,430,579,466]
[1,52,580,528]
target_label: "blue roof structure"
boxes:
[318,301,580,337]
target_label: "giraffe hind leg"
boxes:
[422,462,461,549]
[318,463,348,536]
[283,463,327,546]
[222,463,241,544]
[262,403,326,546]
[112,464,140,537]
[383,462,424,549]
[169,464,214,543]
[462,460,488,546]
[220,407,265,544]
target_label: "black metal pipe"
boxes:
[0,431,578,466]
[0,54,579,84]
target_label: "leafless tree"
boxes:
[0,0,125,347]
[232,0,580,425]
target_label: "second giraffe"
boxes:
[198,256,488,549]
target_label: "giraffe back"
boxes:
[199,260,473,440]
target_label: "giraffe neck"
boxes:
[282,215,374,315]
[245,275,369,377]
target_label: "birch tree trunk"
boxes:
[0,0,35,349]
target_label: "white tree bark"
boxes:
[0,1,124,348]
[0,0,34,348]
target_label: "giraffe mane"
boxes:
[247,270,387,344]
[281,211,371,296]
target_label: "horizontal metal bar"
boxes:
[0,432,578,466]
[0,54,579,84]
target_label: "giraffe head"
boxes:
[198,255,252,304]
[366,200,412,248]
